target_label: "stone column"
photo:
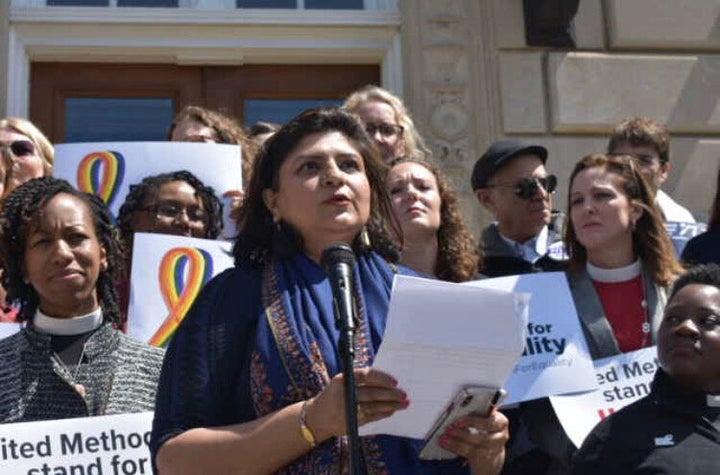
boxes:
[400,0,503,236]
[0,0,9,117]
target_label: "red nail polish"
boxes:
[401,399,410,408]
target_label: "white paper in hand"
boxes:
[360,275,527,439]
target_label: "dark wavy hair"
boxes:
[233,107,400,267]
[116,170,223,242]
[565,153,683,287]
[389,157,481,282]
[0,177,124,324]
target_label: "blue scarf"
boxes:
[250,251,467,474]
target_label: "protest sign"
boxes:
[467,272,597,404]
[126,233,234,346]
[53,142,242,239]
[550,345,659,448]
[665,221,707,256]
[0,412,153,475]
[0,322,21,339]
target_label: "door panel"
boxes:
[30,63,380,143]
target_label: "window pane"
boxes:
[47,0,109,5]
[306,0,363,9]
[64,98,174,143]
[244,99,342,127]
[237,0,296,8]
[118,0,178,6]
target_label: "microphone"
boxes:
[321,243,358,333]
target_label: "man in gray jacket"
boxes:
[472,139,566,278]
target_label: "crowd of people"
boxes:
[0,83,718,475]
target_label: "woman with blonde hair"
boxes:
[386,156,480,282]
[344,85,430,163]
[0,117,54,198]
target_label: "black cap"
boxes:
[471,140,548,190]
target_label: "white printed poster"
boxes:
[665,221,707,256]
[126,233,234,347]
[467,272,597,404]
[53,142,243,239]
[550,346,659,448]
[0,322,21,340]
[0,412,153,474]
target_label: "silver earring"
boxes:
[273,215,282,233]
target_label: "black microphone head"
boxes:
[321,243,357,273]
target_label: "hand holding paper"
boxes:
[360,275,528,439]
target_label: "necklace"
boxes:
[54,341,89,398]
[639,273,652,348]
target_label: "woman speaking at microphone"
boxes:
[151,107,508,474]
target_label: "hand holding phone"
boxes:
[419,386,506,460]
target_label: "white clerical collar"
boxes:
[587,259,642,283]
[33,307,103,336]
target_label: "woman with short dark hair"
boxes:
[572,264,720,474]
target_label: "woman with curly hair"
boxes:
[115,170,223,317]
[117,170,223,243]
[386,156,481,282]
[0,177,164,422]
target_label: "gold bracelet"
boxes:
[300,400,317,448]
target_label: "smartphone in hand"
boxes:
[419,386,507,460]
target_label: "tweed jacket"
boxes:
[0,322,165,423]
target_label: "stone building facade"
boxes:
[1,0,718,233]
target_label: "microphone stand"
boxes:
[323,243,365,475]
[339,304,365,475]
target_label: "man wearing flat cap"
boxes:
[472,139,566,277]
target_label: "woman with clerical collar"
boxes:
[0,177,164,422]
[572,264,720,474]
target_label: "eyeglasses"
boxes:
[0,140,35,157]
[609,152,659,167]
[365,123,403,139]
[141,203,208,224]
[487,175,557,199]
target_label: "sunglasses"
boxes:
[488,174,558,199]
[0,140,35,157]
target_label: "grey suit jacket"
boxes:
[568,267,667,359]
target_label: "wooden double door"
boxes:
[31,63,380,143]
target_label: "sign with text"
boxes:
[466,272,596,404]
[53,142,243,239]
[665,221,707,256]
[0,412,153,474]
[550,346,659,448]
[0,322,21,340]
[127,233,234,346]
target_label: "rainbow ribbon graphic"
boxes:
[76,151,125,207]
[150,247,214,347]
